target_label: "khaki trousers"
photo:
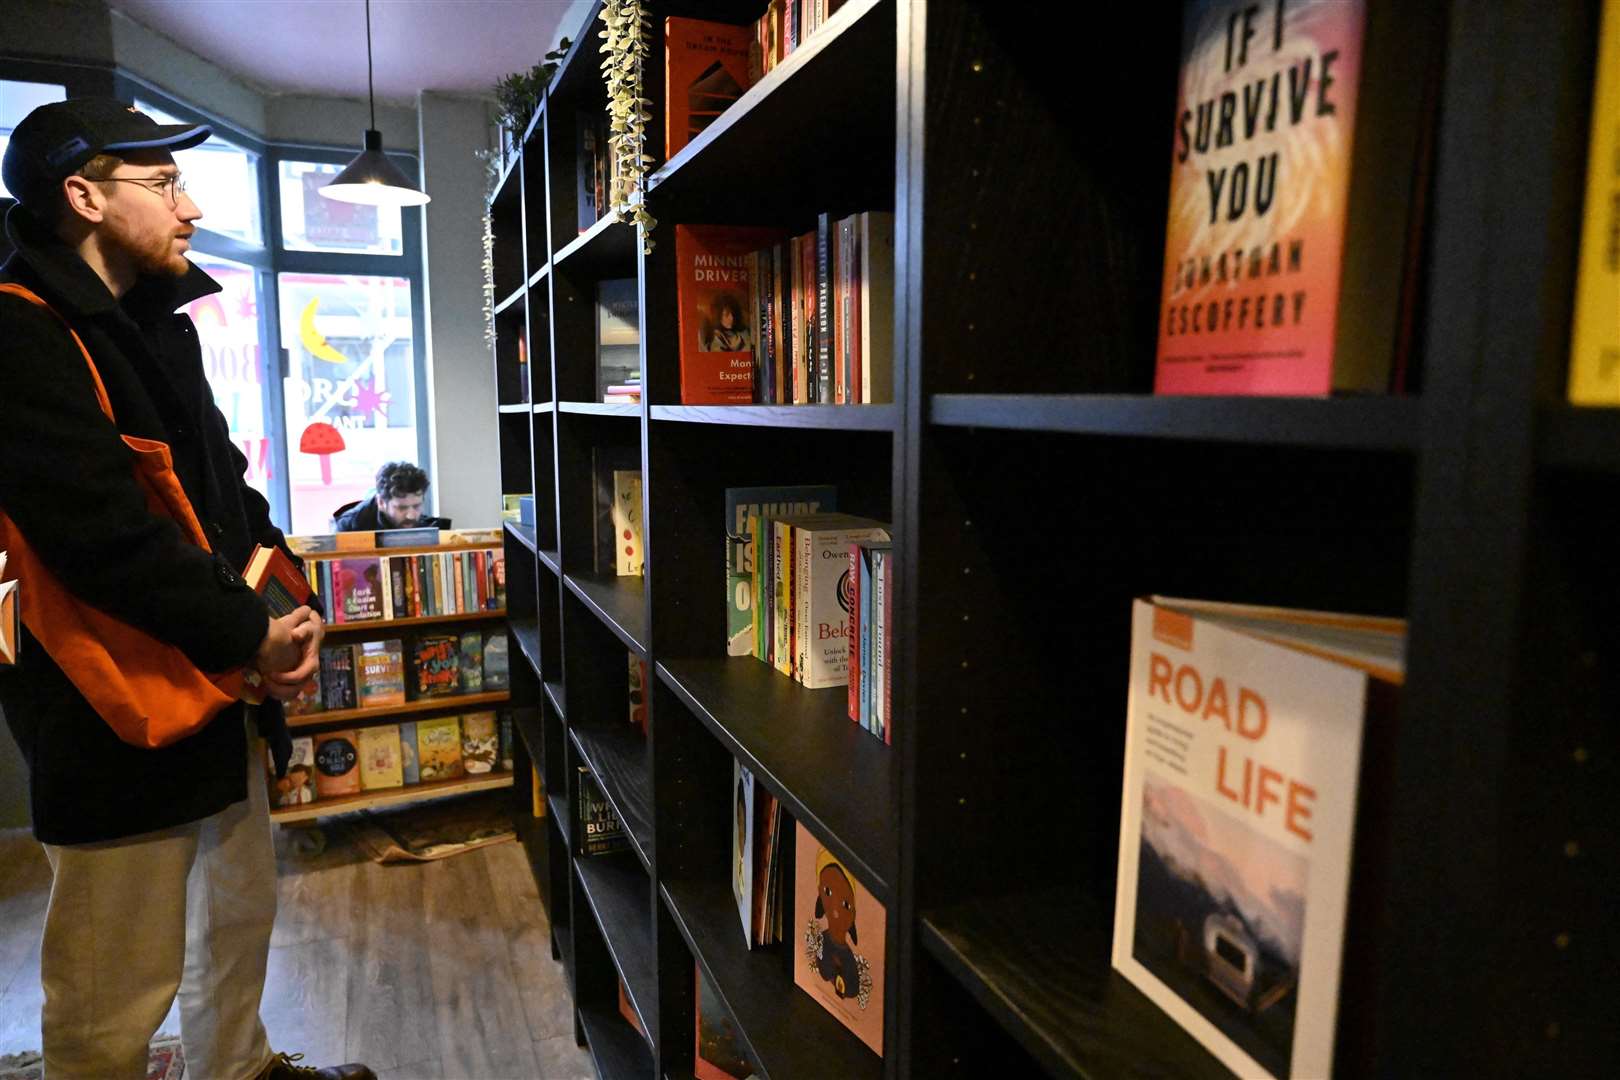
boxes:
[40,729,277,1080]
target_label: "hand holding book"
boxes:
[253,606,324,702]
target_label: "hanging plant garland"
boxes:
[600,0,657,253]
[475,147,501,348]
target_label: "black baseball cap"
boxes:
[2,98,211,207]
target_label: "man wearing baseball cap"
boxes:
[0,100,373,1080]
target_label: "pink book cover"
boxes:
[793,821,885,1056]
[1154,1,1366,395]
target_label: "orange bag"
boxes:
[0,283,252,748]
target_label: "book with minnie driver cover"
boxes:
[675,225,786,403]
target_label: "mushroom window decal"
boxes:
[299,422,346,486]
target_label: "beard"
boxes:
[131,230,193,278]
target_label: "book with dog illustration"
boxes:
[793,821,886,1056]
[1112,596,1404,1079]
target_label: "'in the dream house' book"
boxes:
[1112,596,1404,1079]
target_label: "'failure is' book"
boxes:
[1112,596,1404,1080]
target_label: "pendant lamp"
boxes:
[320,0,430,206]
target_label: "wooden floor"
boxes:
[0,824,594,1080]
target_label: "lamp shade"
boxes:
[319,129,430,206]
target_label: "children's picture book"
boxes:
[312,730,361,799]
[285,669,324,717]
[411,633,462,699]
[267,736,316,807]
[1153,0,1442,395]
[318,644,357,711]
[675,225,785,403]
[461,711,499,774]
[483,629,510,690]
[459,629,484,693]
[358,724,404,790]
[333,557,385,622]
[416,716,464,782]
[793,821,886,1056]
[664,16,755,159]
[356,639,406,708]
[612,470,644,577]
[597,278,641,402]
[732,760,756,946]
[694,967,758,1080]
[723,485,836,657]
[591,444,642,575]
[1568,0,1620,404]
[628,652,648,736]
[1112,596,1405,1080]
[399,720,421,784]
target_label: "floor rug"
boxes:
[339,789,516,863]
[0,1034,183,1080]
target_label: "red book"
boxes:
[665,17,755,160]
[675,225,784,404]
[242,544,315,618]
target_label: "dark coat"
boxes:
[0,203,297,845]
[333,495,449,533]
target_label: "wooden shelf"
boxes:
[571,723,654,870]
[533,401,556,415]
[549,792,571,850]
[512,704,544,767]
[544,679,566,719]
[577,1006,652,1080]
[545,0,607,107]
[538,547,561,576]
[269,771,514,824]
[564,572,648,656]
[488,151,519,208]
[553,213,636,279]
[497,403,531,415]
[920,888,1227,1080]
[560,401,642,418]
[1538,405,1620,471]
[929,393,1422,451]
[528,262,549,288]
[657,657,894,903]
[646,0,893,219]
[574,852,658,1047]
[651,403,898,430]
[661,875,883,1080]
[295,539,506,560]
[287,690,512,729]
[505,519,538,554]
[494,285,525,315]
[322,609,507,635]
[509,616,541,677]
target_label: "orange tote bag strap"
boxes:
[0,282,242,746]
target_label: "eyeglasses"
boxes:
[96,175,189,208]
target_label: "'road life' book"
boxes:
[1112,596,1404,1079]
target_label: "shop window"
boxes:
[134,99,262,245]
[0,79,66,198]
[277,159,404,256]
[184,253,275,503]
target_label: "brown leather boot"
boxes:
[255,1052,377,1080]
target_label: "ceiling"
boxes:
[107,0,589,103]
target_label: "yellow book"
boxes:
[358,724,404,790]
[1569,0,1620,404]
[417,716,464,782]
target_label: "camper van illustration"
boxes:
[1203,913,1259,1007]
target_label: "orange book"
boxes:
[675,225,784,404]
[664,17,755,160]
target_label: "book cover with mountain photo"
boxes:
[1112,597,1403,1079]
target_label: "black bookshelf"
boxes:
[491,0,1619,1076]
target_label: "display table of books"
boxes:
[265,530,516,824]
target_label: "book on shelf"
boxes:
[333,557,385,623]
[665,16,756,160]
[695,967,759,1080]
[356,639,406,708]
[793,820,886,1056]
[577,110,600,232]
[776,513,889,689]
[724,484,837,657]
[1112,596,1405,1080]
[1568,0,1620,404]
[628,651,648,736]
[848,540,891,739]
[399,720,421,784]
[242,543,315,618]
[0,553,15,665]
[358,724,405,791]
[612,470,644,577]
[618,976,646,1039]
[416,716,464,781]
[410,633,462,699]
[1153,0,1443,395]
[317,644,357,711]
[458,630,484,693]
[732,760,757,946]
[313,730,361,799]
[596,278,641,403]
[483,629,510,690]
[578,765,629,856]
[461,711,500,774]
[859,211,894,404]
[675,225,786,403]
[377,526,443,549]
[756,790,784,946]
[869,546,893,744]
[499,712,514,772]
[531,764,545,818]
[267,736,316,807]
